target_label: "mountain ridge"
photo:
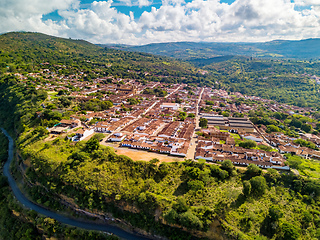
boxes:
[103,38,320,60]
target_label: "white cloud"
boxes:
[0,0,78,35]
[295,0,320,6]
[117,0,152,7]
[1,0,320,44]
[138,0,152,7]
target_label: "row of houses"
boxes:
[120,135,189,157]
[195,140,289,170]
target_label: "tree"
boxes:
[301,123,312,133]
[290,118,302,128]
[221,160,234,175]
[243,180,251,196]
[264,168,280,184]
[33,126,49,137]
[261,205,283,238]
[173,197,189,213]
[85,137,100,152]
[249,176,267,197]
[179,210,203,230]
[269,205,283,221]
[239,140,257,149]
[258,144,273,151]
[188,180,205,191]
[267,125,282,133]
[199,118,208,128]
[178,111,187,121]
[246,164,262,178]
[127,98,140,105]
[277,221,300,240]
[149,158,160,165]
[187,113,195,118]
[164,209,179,224]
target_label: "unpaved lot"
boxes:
[101,142,184,163]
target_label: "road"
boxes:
[186,87,204,160]
[1,128,151,240]
[164,85,181,99]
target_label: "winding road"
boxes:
[1,128,151,240]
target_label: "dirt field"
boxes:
[101,142,184,163]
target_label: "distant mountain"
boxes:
[103,38,320,61]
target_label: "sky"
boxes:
[1,0,320,45]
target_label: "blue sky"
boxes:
[1,0,320,45]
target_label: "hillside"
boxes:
[201,57,320,108]
[0,32,204,84]
[105,38,320,60]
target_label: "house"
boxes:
[108,132,126,142]
[160,103,180,111]
[94,121,111,133]
[243,135,263,143]
[59,119,81,128]
[278,145,302,155]
[73,128,94,141]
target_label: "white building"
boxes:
[160,103,180,111]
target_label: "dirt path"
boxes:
[101,142,184,162]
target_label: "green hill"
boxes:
[106,38,320,60]
[0,32,202,84]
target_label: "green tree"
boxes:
[85,137,100,152]
[301,123,312,133]
[221,160,234,175]
[243,180,251,196]
[277,221,300,240]
[149,158,160,165]
[239,140,257,149]
[164,209,179,224]
[250,176,267,197]
[178,111,187,121]
[187,113,195,118]
[290,118,302,128]
[267,125,282,133]
[246,164,262,178]
[179,210,203,230]
[92,133,105,142]
[199,118,208,128]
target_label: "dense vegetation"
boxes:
[0,32,214,86]
[20,134,320,239]
[0,76,119,239]
[206,57,320,108]
[0,132,116,240]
